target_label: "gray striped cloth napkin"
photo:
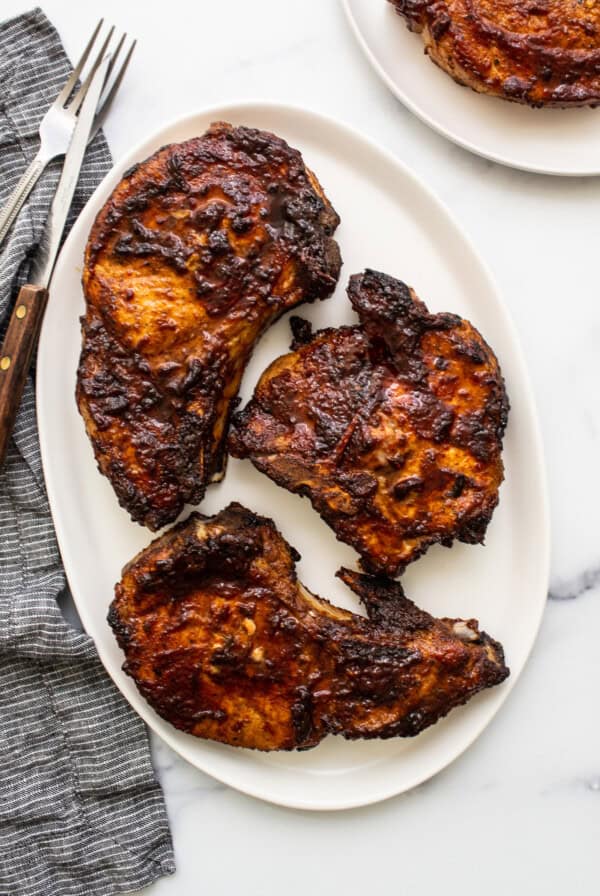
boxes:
[0,9,175,895]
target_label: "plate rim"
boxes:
[36,99,551,810]
[341,0,600,178]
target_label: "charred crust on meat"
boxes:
[289,316,314,349]
[77,123,341,530]
[229,270,509,578]
[389,0,600,108]
[108,503,509,751]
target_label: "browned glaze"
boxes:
[77,122,341,530]
[109,502,509,751]
[229,270,508,578]
[390,0,600,107]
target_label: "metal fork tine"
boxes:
[89,40,136,142]
[55,19,103,108]
[69,25,115,116]
[0,20,135,251]
[104,33,126,85]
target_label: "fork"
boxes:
[0,20,135,248]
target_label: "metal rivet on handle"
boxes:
[0,356,11,371]
[15,305,26,319]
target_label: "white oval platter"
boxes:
[37,101,549,810]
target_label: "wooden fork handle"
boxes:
[0,284,49,467]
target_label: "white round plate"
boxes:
[343,0,600,176]
[37,102,549,810]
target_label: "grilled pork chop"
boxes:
[229,270,508,578]
[389,0,600,107]
[77,123,341,530]
[109,502,508,751]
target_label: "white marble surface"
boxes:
[4,1,599,893]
